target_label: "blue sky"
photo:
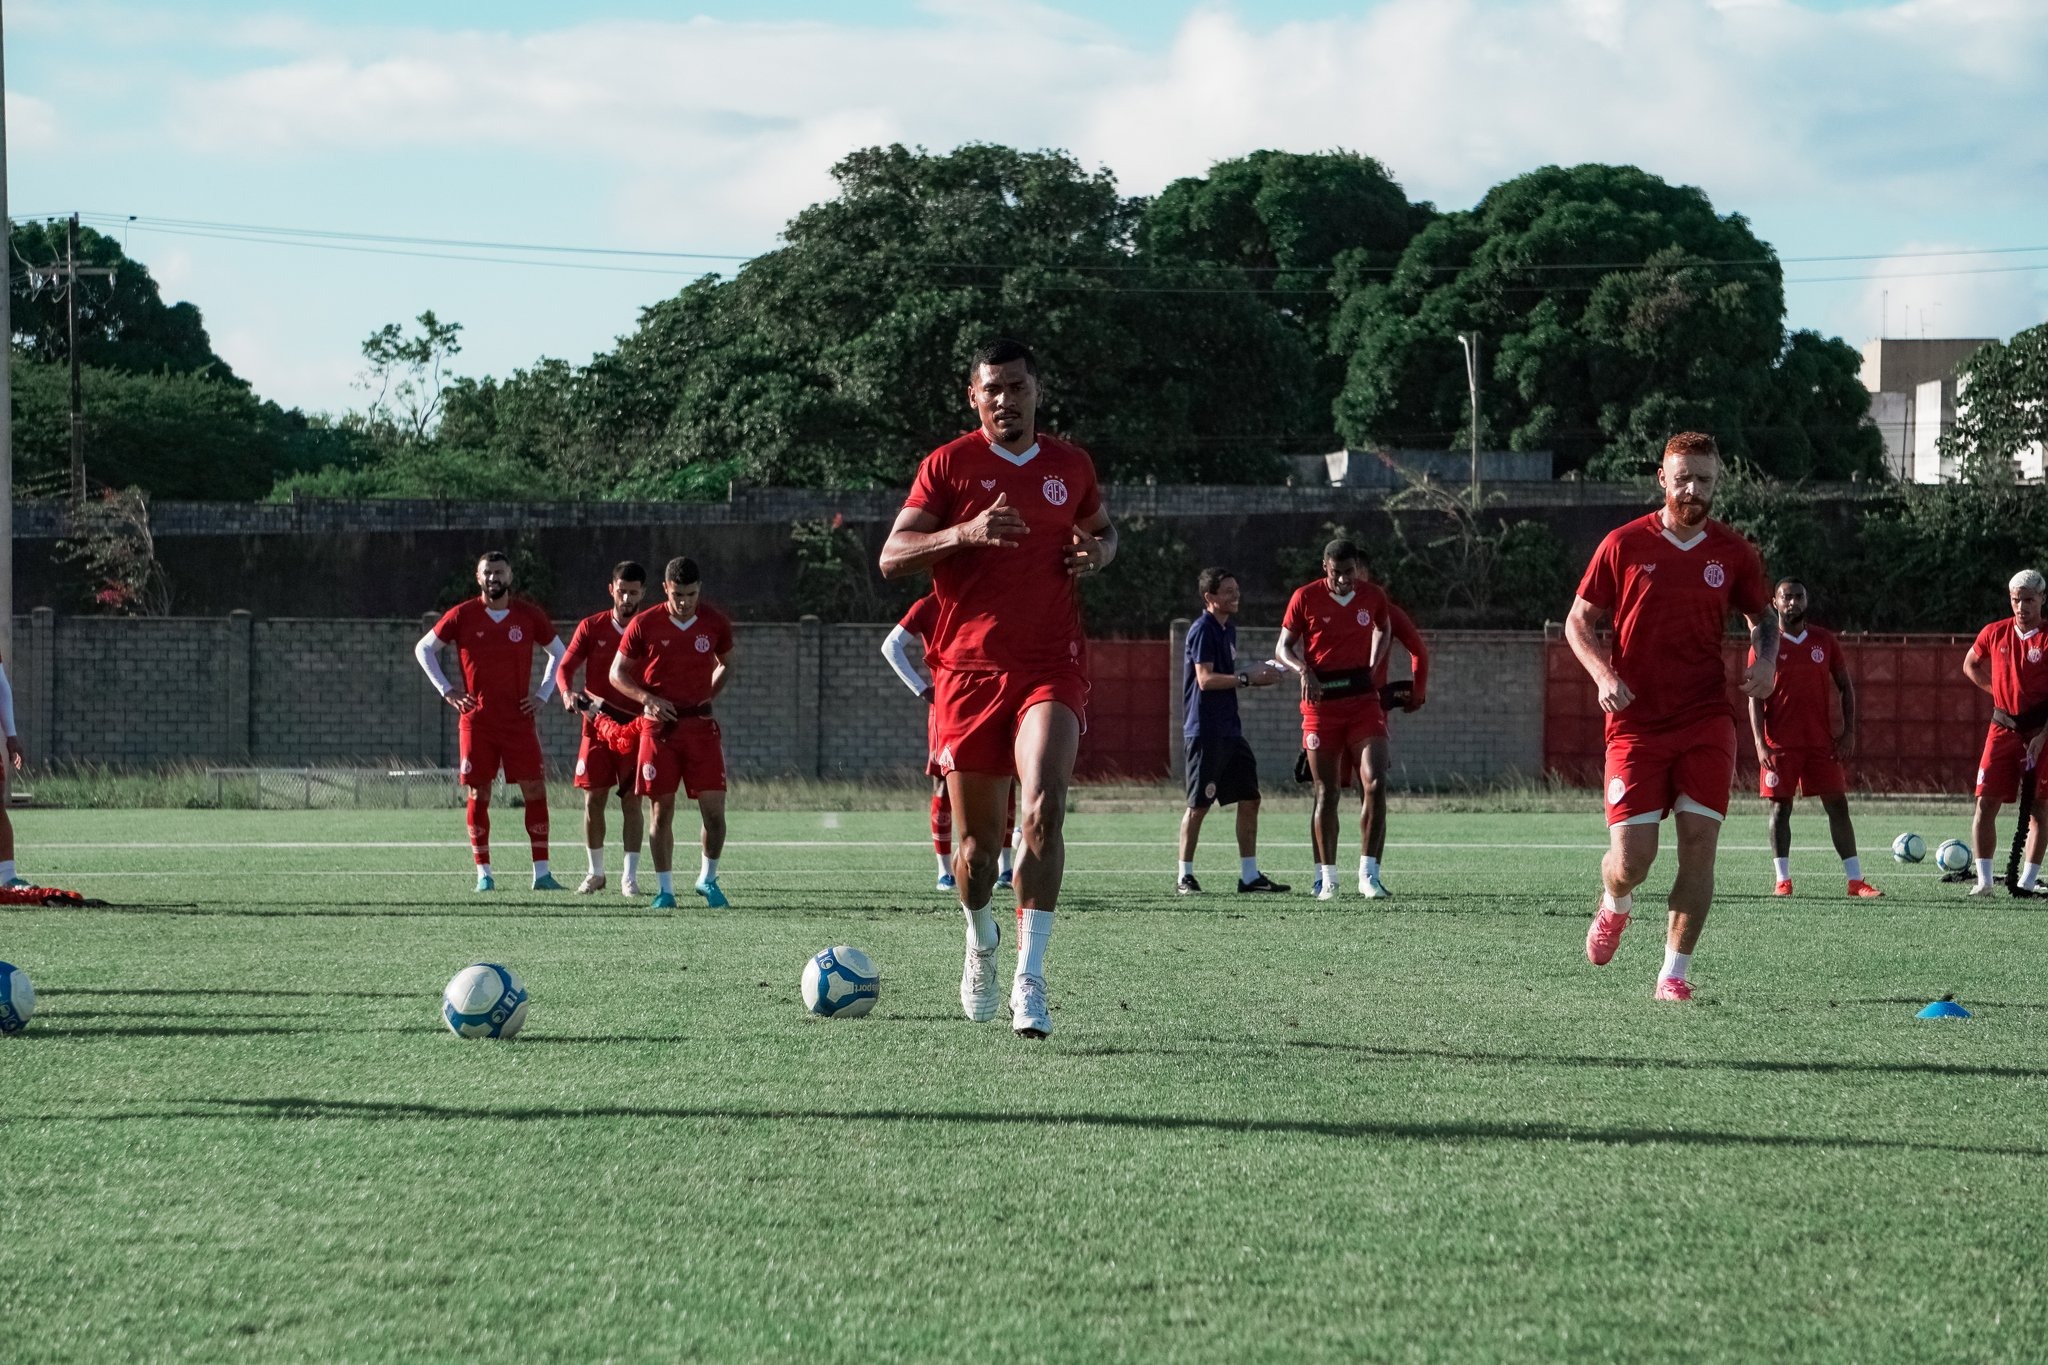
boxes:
[12,0,2046,416]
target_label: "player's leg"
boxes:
[1658,807,1721,998]
[648,795,679,907]
[1306,743,1344,899]
[459,723,496,891]
[1971,727,2015,893]
[930,777,954,890]
[0,761,19,888]
[618,784,645,896]
[949,768,1011,1023]
[1357,733,1390,898]
[579,787,609,892]
[1819,794,1875,896]
[1177,801,1209,893]
[1587,815,1658,965]
[1767,797,1793,894]
[998,780,1018,889]
[499,721,556,890]
[1972,795,2004,892]
[679,722,730,907]
[1010,699,1080,1038]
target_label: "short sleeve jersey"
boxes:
[1756,624,1841,751]
[1576,513,1768,736]
[432,598,556,719]
[560,610,632,711]
[1971,619,2048,726]
[1281,579,1393,676]
[617,604,734,709]
[901,431,1102,673]
[898,593,941,646]
[1183,614,1241,740]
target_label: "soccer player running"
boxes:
[878,338,1117,1040]
[608,557,733,911]
[1960,568,2048,897]
[1276,539,1392,901]
[1746,578,1882,899]
[1178,567,1288,895]
[413,551,567,892]
[880,593,1016,893]
[1572,433,1776,1001]
[556,560,649,897]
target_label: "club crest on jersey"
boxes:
[694,635,712,653]
[1606,777,1626,805]
[2031,647,2043,664]
[642,762,658,783]
[936,744,955,772]
[1204,782,1218,799]
[980,479,997,490]
[1764,769,1780,788]
[1703,561,1726,589]
[1810,646,1825,663]
[1041,476,1069,507]
[1355,609,1372,627]
[508,627,524,642]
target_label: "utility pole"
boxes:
[1456,331,1481,500]
[28,215,116,502]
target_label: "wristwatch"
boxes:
[1235,671,1249,688]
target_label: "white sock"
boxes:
[1661,947,1692,982]
[1601,890,1633,916]
[1317,864,1337,890]
[964,901,998,952]
[1178,860,1195,878]
[1015,908,1054,979]
[1240,856,1258,882]
[999,847,1015,876]
[657,870,674,894]
[699,855,719,882]
[1976,858,1995,887]
[0,858,16,883]
[623,852,641,880]
[2022,862,2042,891]
[532,859,551,879]
[1361,855,1381,880]
[1842,855,1861,883]
[477,862,493,879]
[1773,857,1791,881]
[586,847,604,877]
[936,853,952,877]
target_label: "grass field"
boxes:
[3,800,2045,1361]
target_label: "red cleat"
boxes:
[1653,976,1694,1002]
[1585,905,1630,966]
[1846,879,1884,899]
[1774,879,1793,897]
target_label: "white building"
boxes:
[1862,337,2045,483]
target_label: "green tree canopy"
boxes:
[11,220,243,384]
[1939,322,2048,484]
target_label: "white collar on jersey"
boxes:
[1327,589,1357,607]
[1658,524,1708,551]
[484,607,511,623]
[983,432,1041,467]
[1783,628,1809,645]
[2019,625,2041,641]
[669,612,698,632]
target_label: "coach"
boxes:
[1178,567,1289,895]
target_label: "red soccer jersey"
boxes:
[898,593,941,646]
[1756,624,1841,751]
[902,431,1102,673]
[1972,619,2048,723]
[617,603,734,708]
[1372,602,1430,694]
[558,609,634,711]
[1282,579,1393,675]
[432,598,557,718]
[1576,513,1768,736]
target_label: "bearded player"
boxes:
[879,338,1118,1040]
[557,560,649,897]
[1960,569,2048,897]
[609,556,733,911]
[1746,578,1882,899]
[1571,434,1776,1001]
[1275,539,1391,901]
[413,551,567,892]
[880,592,1017,893]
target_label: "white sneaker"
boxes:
[1968,881,1999,897]
[575,873,606,895]
[1314,878,1336,902]
[1360,871,1390,899]
[960,926,1001,1023]
[621,874,643,898]
[1010,973,1052,1039]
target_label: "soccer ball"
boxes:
[1935,838,1972,874]
[442,963,528,1039]
[1891,832,1925,864]
[801,946,880,1019]
[0,960,33,1036]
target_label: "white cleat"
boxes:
[1968,881,1999,897]
[1360,871,1391,899]
[961,929,1002,1023]
[1314,878,1337,902]
[621,874,643,898]
[576,873,606,895]
[1010,973,1052,1039]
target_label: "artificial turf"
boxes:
[2,803,2043,1361]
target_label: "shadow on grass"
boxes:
[1848,996,2048,1012]
[52,987,418,1000]
[34,1094,2043,1161]
[1281,1038,2048,1082]
[41,903,673,920]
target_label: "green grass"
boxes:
[2,804,2043,1361]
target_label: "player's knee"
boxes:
[959,833,1000,877]
[1021,791,1065,843]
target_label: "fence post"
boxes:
[226,610,253,761]
[797,614,823,778]
[28,607,54,767]
[1168,618,1189,785]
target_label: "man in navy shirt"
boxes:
[1180,567,1289,894]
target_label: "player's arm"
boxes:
[1738,608,1779,701]
[555,625,589,711]
[1746,691,1772,771]
[526,635,566,714]
[0,663,20,770]
[1394,612,1428,709]
[881,625,933,701]
[1368,619,1390,673]
[1962,645,1993,694]
[1063,506,1118,577]
[1565,596,1631,713]
[609,645,673,723]
[1274,627,1324,702]
[413,627,474,713]
[709,645,732,699]
[1830,653,1858,756]
[878,499,1028,580]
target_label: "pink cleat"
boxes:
[1585,905,1630,966]
[1774,879,1793,897]
[1846,879,1883,899]
[1653,976,1694,1002]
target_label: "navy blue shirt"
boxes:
[1183,614,1242,739]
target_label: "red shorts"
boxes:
[637,716,727,800]
[459,714,544,788]
[1759,746,1848,800]
[1975,725,2042,804]
[1603,713,1736,825]
[575,717,640,794]
[932,664,1089,777]
[1301,694,1388,757]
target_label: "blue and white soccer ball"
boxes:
[0,960,34,1036]
[1935,838,1972,874]
[442,963,528,1039]
[1891,832,1926,864]
[801,945,880,1019]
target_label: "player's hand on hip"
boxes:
[963,493,1028,549]
[444,690,477,714]
[1300,670,1324,702]
[520,693,545,716]
[1597,674,1633,713]
[1403,690,1425,713]
[1739,661,1776,701]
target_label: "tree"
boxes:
[1940,322,2048,484]
[356,311,464,446]
[10,220,242,383]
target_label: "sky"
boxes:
[9,0,2047,416]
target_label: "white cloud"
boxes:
[5,92,60,154]
[1828,245,2048,345]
